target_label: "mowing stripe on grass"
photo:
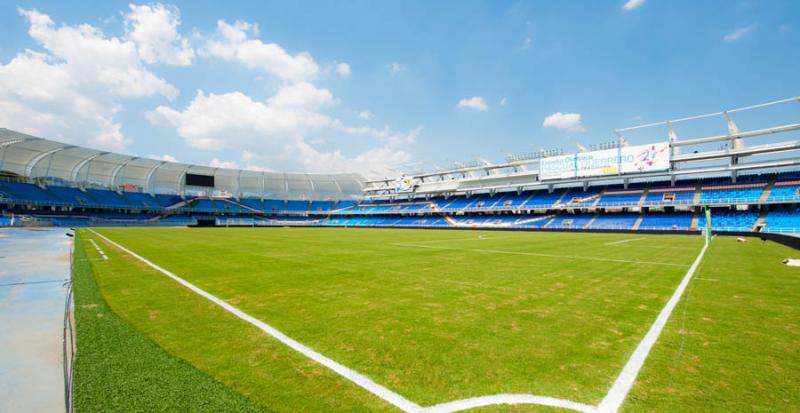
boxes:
[595,241,709,413]
[88,230,596,413]
[603,238,645,246]
[88,230,423,413]
[392,243,690,268]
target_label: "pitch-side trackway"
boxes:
[88,230,707,413]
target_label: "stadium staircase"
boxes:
[164,198,189,210]
[590,189,604,207]
[692,181,702,205]
[751,209,769,232]
[542,216,557,228]
[758,175,778,202]
[551,190,568,208]
[559,193,600,209]
[584,212,599,229]
[638,185,650,206]
[514,214,555,226]
[220,198,262,213]
[631,212,644,230]
[690,209,700,230]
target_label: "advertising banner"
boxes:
[539,141,670,180]
[620,142,670,173]
[539,154,576,180]
[575,148,621,177]
[394,176,415,193]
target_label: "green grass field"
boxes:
[74,228,800,412]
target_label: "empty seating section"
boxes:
[558,189,602,207]
[239,198,263,211]
[285,200,310,212]
[698,210,759,231]
[768,183,800,202]
[86,188,129,207]
[0,181,63,204]
[46,186,94,205]
[639,213,693,230]
[589,213,638,229]
[523,190,565,208]
[644,189,694,205]
[4,171,800,233]
[597,192,642,206]
[123,192,158,208]
[263,199,285,212]
[309,201,334,212]
[763,208,800,232]
[154,194,183,207]
[548,214,593,229]
[699,185,764,204]
[493,193,528,209]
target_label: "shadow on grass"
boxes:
[72,234,271,413]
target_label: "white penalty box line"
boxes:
[88,229,708,413]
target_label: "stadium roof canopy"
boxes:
[0,129,364,200]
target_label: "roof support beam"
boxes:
[70,151,107,183]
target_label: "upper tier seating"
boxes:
[86,188,130,207]
[0,181,64,204]
[123,191,159,208]
[523,190,565,208]
[596,192,642,206]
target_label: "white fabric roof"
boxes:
[0,129,364,200]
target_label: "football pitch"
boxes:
[73,228,799,412]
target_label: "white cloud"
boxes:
[724,24,757,42]
[148,154,179,162]
[0,8,179,151]
[147,87,421,175]
[357,110,374,120]
[457,96,488,111]
[209,157,240,169]
[622,0,645,11]
[147,89,332,150]
[288,141,412,178]
[335,62,351,76]
[205,19,318,82]
[387,62,405,77]
[125,3,194,65]
[500,97,508,106]
[522,37,532,49]
[543,112,586,132]
[268,82,335,109]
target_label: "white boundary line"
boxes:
[88,229,708,413]
[595,241,709,413]
[424,394,595,413]
[88,239,108,260]
[88,230,422,413]
[603,238,645,246]
[392,243,690,268]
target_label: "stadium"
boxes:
[4,97,800,412]
[2,2,799,413]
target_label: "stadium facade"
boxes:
[2,98,800,233]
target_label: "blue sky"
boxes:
[1,0,798,178]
